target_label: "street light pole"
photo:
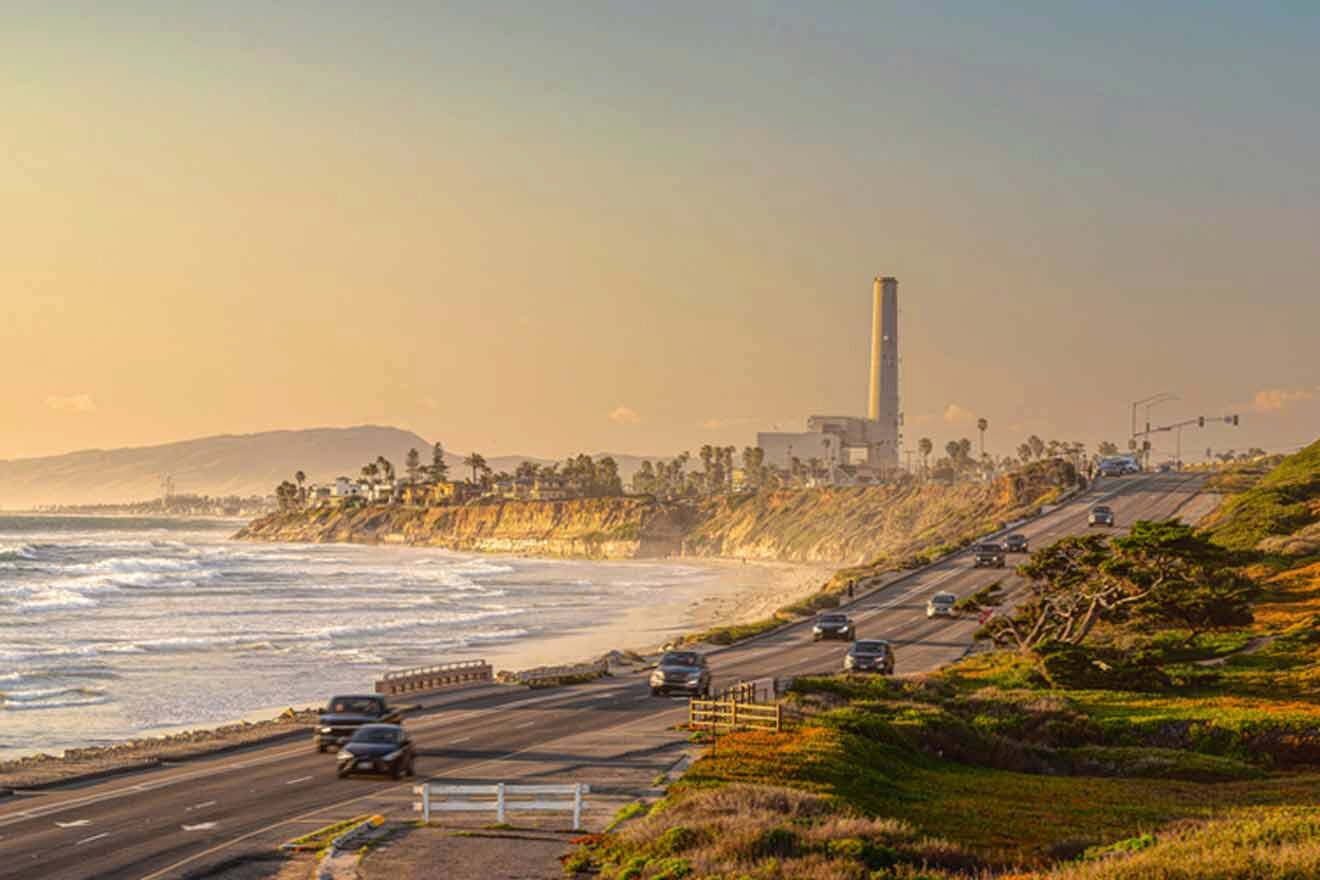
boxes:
[1130,392,1177,467]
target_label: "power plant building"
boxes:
[758,277,901,477]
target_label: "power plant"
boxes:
[757,276,901,480]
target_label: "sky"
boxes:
[3,2,1318,464]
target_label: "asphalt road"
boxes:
[0,473,1208,880]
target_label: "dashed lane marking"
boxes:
[285,776,313,785]
[76,832,110,846]
[55,820,91,828]
[187,801,217,812]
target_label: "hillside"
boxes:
[236,461,1076,563]
[0,425,656,509]
[1203,437,1320,555]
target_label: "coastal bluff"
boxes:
[235,463,1072,563]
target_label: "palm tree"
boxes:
[405,448,421,483]
[1027,435,1045,461]
[463,452,487,484]
[361,462,379,484]
[376,456,394,484]
[294,470,306,507]
[976,418,988,459]
[918,437,933,476]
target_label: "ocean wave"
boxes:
[9,589,99,614]
[0,543,39,562]
[1,691,111,712]
[0,685,105,703]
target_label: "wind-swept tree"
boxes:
[1097,440,1120,457]
[405,448,421,483]
[294,470,306,507]
[361,462,380,484]
[1027,435,1046,461]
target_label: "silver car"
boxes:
[1088,506,1115,527]
[926,592,958,619]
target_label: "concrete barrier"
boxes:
[375,660,493,696]
[497,659,609,686]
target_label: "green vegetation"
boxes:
[571,441,1320,879]
[1203,437,1320,554]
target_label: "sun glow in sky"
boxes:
[3,2,1318,462]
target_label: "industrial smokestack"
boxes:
[868,277,898,423]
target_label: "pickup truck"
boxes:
[315,694,402,752]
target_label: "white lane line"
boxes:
[450,736,472,744]
[55,820,91,828]
[76,831,110,846]
[181,822,218,831]
[634,694,651,701]
[285,776,313,785]
[515,721,535,729]
[186,801,217,812]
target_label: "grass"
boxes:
[1203,438,1320,553]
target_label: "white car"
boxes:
[926,592,958,619]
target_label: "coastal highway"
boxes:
[0,473,1209,880]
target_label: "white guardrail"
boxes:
[414,782,590,829]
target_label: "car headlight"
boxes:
[383,750,401,762]
[336,750,353,761]
[812,625,823,632]
[320,726,334,734]
[687,673,702,682]
[649,672,663,684]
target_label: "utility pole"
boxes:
[1130,392,1177,463]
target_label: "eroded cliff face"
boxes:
[235,462,1074,563]
[235,496,691,560]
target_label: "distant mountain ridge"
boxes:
[0,426,656,509]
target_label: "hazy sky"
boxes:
[4,2,1318,464]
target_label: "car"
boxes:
[926,592,958,618]
[812,612,856,642]
[843,640,895,675]
[1088,505,1115,527]
[335,723,416,779]
[1002,534,1029,554]
[649,650,712,697]
[316,694,402,752]
[972,542,1006,568]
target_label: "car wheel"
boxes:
[650,687,660,697]
[316,743,326,753]
[391,763,403,780]
[406,757,416,777]
[336,767,350,779]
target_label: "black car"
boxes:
[316,694,401,752]
[973,542,1006,568]
[812,612,856,642]
[1002,534,1029,554]
[336,723,416,779]
[649,651,712,697]
[1089,506,1115,527]
[844,640,895,675]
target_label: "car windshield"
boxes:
[820,614,847,623]
[328,697,381,714]
[978,544,1000,552]
[1094,507,1111,514]
[660,652,699,667]
[932,595,955,604]
[854,641,889,654]
[351,726,400,744]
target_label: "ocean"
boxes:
[0,514,715,760]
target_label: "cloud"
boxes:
[46,393,97,413]
[700,417,757,430]
[1252,388,1318,413]
[942,403,976,425]
[608,405,642,425]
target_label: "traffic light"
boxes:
[1198,416,1205,428]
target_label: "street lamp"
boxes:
[1143,394,1179,468]
[1130,392,1177,464]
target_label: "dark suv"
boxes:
[844,640,895,675]
[316,694,401,752]
[1002,534,1029,554]
[973,542,1006,568]
[649,651,712,697]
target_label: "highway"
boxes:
[0,473,1208,880]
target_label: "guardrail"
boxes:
[375,660,493,696]
[498,659,609,687]
[689,698,792,733]
[414,782,590,829]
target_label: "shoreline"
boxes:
[0,556,832,790]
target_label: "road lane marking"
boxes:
[515,721,535,728]
[187,801,217,812]
[76,832,110,846]
[55,820,90,828]
[285,776,313,785]
[182,822,218,831]
[450,736,472,744]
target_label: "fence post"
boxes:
[421,783,431,823]
[572,783,583,831]
[730,700,738,732]
[496,782,506,824]
[776,703,783,733]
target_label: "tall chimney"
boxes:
[868,278,883,421]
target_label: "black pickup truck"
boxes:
[315,694,402,752]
